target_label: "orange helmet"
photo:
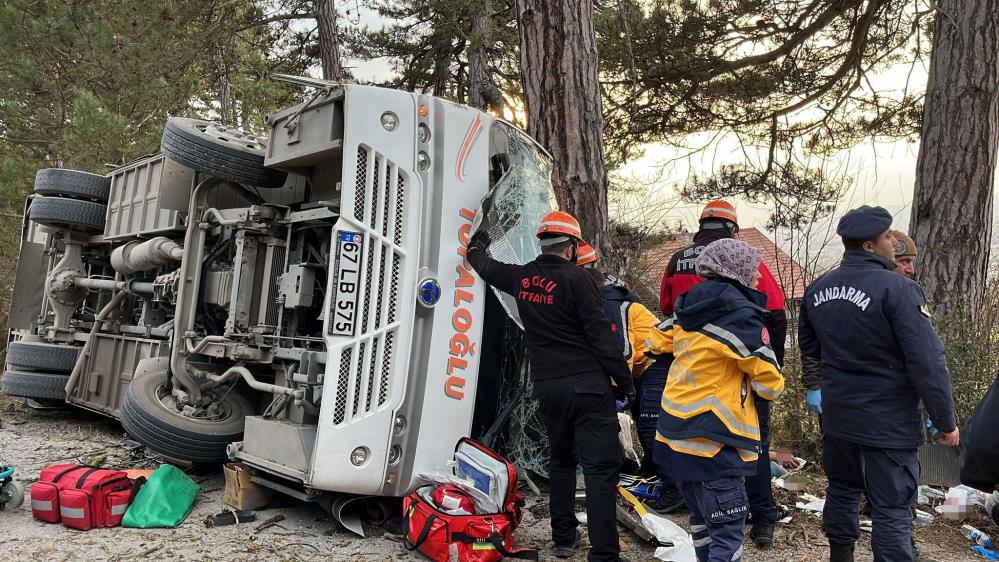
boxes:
[536,211,583,240]
[577,241,598,268]
[700,199,738,224]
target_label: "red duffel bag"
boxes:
[403,487,537,562]
[403,439,536,562]
[31,464,135,530]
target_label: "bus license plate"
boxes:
[329,231,363,336]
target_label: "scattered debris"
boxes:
[914,509,935,526]
[222,462,274,511]
[962,524,993,547]
[972,545,999,560]
[518,469,541,497]
[82,453,106,467]
[937,485,988,520]
[774,473,809,492]
[618,412,640,465]
[255,514,286,532]
[795,497,825,516]
[618,487,695,562]
[918,485,946,505]
[206,509,257,527]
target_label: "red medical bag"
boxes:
[403,439,536,562]
[31,464,134,530]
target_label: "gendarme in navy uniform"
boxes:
[798,206,957,562]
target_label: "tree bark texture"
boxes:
[910,0,999,319]
[468,0,504,113]
[516,0,610,255]
[316,0,344,81]
[215,42,235,125]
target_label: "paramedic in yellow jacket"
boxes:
[653,238,784,562]
[578,242,686,513]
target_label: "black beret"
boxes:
[837,205,893,240]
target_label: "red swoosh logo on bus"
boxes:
[455,114,483,183]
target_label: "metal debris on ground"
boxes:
[206,509,257,527]
[255,514,286,532]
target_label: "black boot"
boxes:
[830,541,855,562]
[645,486,686,514]
[749,519,774,547]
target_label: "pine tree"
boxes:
[909,0,999,318]
[350,0,518,112]
[516,0,611,254]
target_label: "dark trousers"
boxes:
[745,396,779,522]
[822,434,919,562]
[534,374,622,562]
[678,478,748,562]
[636,361,682,499]
[637,361,668,473]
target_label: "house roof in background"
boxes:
[639,227,813,302]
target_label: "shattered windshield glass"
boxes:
[471,122,557,328]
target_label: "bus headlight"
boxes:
[380,111,399,131]
[350,446,369,466]
[417,151,431,171]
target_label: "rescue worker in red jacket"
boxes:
[578,242,686,513]
[658,199,787,546]
[655,237,785,562]
[467,212,633,562]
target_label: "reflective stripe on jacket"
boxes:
[600,282,673,375]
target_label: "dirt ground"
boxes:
[0,396,985,561]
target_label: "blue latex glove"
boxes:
[806,388,822,414]
[925,419,941,442]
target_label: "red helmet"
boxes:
[577,241,598,268]
[536,211,583,240]
[700,199,738,224]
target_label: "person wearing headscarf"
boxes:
[652,238,785,562]
[658,200,788,547]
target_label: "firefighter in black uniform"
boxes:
[798,205,959,562]
[467,211,634,562]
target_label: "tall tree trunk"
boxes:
[515,0,610,256]
[910,0,999,320]
[468,0,504,114]
[215,43,235,125]
[432,56,449,98]
[316,0,344,81]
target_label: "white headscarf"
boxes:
[695,238,763,287]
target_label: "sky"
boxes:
[613,54,936,235]
[331,3,988,247]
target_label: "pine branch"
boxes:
[237,12,317,32]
